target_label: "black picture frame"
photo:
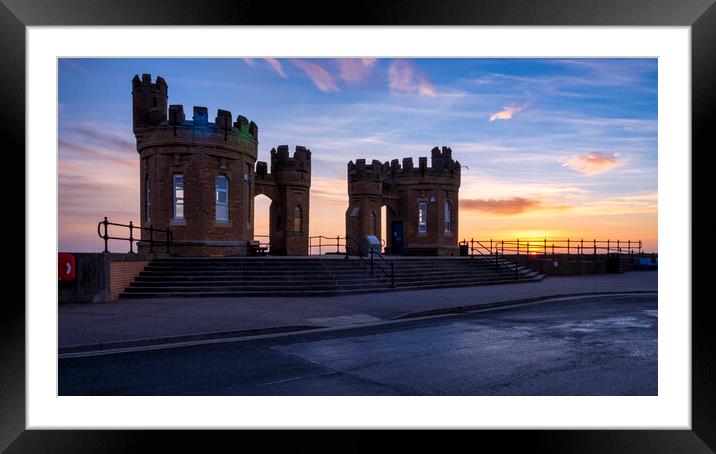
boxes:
[6,0,712,451]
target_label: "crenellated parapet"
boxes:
[348,146,461,195]
[255,145,311,188]
[346,146,462,256]
[132,74,259,157]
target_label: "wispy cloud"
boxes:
[338,58,377,84]
[264,58,287,78]
[460,197,570,215]
[489,105,523,122]
[290,59,340,93]
[388,60,437,97]
[243,58,287,78]
[561,152,624,175]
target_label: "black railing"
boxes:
[344,236,395,288]
[308,235,385,255]
[309,235,347,255]
[462,238,644,256]
[97,217,172,254]
[460,239,521,281]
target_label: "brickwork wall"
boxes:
[133,74,311,257]
[110,260,150,300]
[346,147,460,256]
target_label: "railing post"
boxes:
[501,240,504,255]
[336,236,340,254]
[617,239,620,254]
[628,240,631,255]
[552,243,555,256]
[471,238,474,258]
[102,217,109,253]
[128,221,135,254]
[517,238,520,256]
[526,241,530,256]
[580,238,584,257]
[567,238,570,255]
[544,238,547,256]
[639,240,642,256]
[593,239,596,256]
[607,239,610,253]
[490,238,493,254]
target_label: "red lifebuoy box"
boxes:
[58,253,76,281]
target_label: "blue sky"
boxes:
[58,58,658,252]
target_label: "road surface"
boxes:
[59,294,657,395]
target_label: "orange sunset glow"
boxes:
[59,58,658,253]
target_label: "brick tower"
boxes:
[132,74,311,256]
[346,147,461,256]
[254,146,311,255]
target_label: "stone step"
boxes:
[118,276,544,299]
[137,268,516,278]
[121,255,544,298]
[124,275,539,293]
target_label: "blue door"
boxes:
[391,221,404,255]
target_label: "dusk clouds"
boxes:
[58,58,658,252]
[338,58,377,84]
[387,60,437,97]
[561,152,625,175]
[460,197,570,215]
[290,59,340,92]
[489,105,523,121]
[240,58,438,97]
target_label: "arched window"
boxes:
[215,175,228,221]
[173,174,184,220]
[444,200,452,233]
[418,202,427,233]
[369,211,377,235]
[293,206,303,233]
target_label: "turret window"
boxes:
[444,200,452,233]
[418,202,427,233]
[173,174,184,220]
[216,175,228,221]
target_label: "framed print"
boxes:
[6,0,714,451]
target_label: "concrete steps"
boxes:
[119,256,545,299]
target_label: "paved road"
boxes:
[59,272,657,348]
[59,294,657,396]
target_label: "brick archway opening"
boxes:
[253,193,272,250]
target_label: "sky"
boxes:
[58,58,658,253]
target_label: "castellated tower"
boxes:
[346,147,461,256]
[255,145,311,255]
[132,74,310,256]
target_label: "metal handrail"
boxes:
[309,235,347,255]
[460,239,520,281]
[344,235,395,288]
[308,235,385,256]
[464,238,645,256]
[97,217,172,254]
